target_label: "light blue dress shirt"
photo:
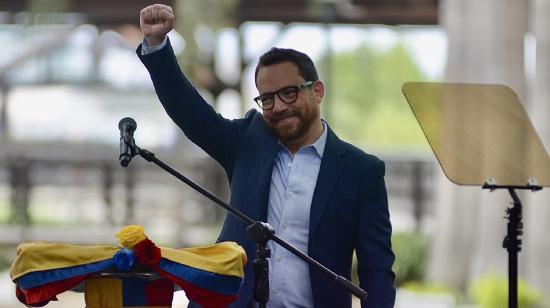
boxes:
[265,121,327,308]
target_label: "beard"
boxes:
[264,102,319,143]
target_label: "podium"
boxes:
[402,82,550,308]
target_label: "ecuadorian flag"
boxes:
[10,226,247,308]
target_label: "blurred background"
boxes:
[0,0,549,307]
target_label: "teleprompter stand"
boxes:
[402,82,550,308]
[117,119,367,307]
[482,181,542,308]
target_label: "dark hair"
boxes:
[254,47,319,86]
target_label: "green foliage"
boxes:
[0,247,15,271]
[326,40,432,147]
[391,232,429,286]
[351,232,429,286]
[401,281,454,295]
[0,201,9,223]
[470,274,544,308]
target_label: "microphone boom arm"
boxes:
[120,129,368,303]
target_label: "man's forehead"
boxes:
[256,62,302,90]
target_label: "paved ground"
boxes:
[2,271,459,308]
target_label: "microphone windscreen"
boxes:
[118,117,137,130]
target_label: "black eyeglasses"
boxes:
[254,81,314,110]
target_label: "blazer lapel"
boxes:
[253,132,280,223]
[309,127,347,239]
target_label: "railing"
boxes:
[0,143,436,246]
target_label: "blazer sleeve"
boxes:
[137,39,240,170]
[356,159,396,308]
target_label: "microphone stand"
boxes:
[122,140,367,306]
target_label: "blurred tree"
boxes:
[28,0,69,14]
[175,0,237,83]
[28,0,70,24]
[326,41,430,147]
[172,0,239,224]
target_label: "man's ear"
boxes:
[314,80,325,104]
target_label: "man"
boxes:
[138,4,395,307]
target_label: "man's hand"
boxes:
[139,4,174,46]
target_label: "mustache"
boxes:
[270,110,297,122]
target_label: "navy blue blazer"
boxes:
[138,40,395,308]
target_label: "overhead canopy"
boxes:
[0,0,174,27]
[402,82,550,187]
[236,0,438,25]
[0,0,438,27]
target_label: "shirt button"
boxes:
[277,256,282,261]
[273,290,279,294]
[282,223,287,229]
[287,162,292,167]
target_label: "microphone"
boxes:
[118,117,137,167]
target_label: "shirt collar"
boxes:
[311,120,328,158]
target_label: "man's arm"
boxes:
[357,159,396,307]
[138,4,240,169]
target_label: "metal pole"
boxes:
[505,188,522,308]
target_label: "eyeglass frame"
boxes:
[253,80,315,110]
